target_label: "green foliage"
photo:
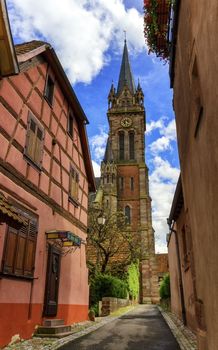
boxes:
[127,261,139,300]
[159,273,171,299]
[89,273,128,312]
[89,303,99,316]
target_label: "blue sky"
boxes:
[7,0,180,252]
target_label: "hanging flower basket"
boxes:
[144,0,172,60]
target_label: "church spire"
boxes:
[117,40,135,96]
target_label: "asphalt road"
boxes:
[60,305,180,350]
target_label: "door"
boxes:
[44,244,61,316]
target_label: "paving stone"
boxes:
[158,307,197,350]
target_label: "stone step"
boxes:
[43,319,65,327]
[34,331,74,338]
[36,324,71,335]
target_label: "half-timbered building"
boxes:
[0,40,95,347]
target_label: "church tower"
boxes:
[95,40,159,303]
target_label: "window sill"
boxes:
[68,196,79,208]
[0,272,35,281]
[23,154,42,172]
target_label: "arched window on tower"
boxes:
[119,131,125,160]
[129,131,135,160]
[125,205,131,225]
[112,174,115,183]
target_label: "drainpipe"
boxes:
[168,224,186,325]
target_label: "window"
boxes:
[107,174,110,183]
[130,177,134,191]
[129,131,135,160]
[69,167,79,203]
[2,206,38,278]
[44,75,54,105]
[68,112,74,138]
[119,177,124,191]
[125,205,131,225]
[112,174,115,183]
[119,131,125,160]
[24,113,44,168]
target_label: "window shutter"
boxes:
[25,113,44,167]
[3,227,18,274]
[24,219,37,277]
[35,127,44,165]
[14,224,28,276]
[27,119,37,160]
[70,169,79,200]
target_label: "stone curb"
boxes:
[158,306,197,350]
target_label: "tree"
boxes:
[87,208,141,275]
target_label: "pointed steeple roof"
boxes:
[103,138,114,163]
[117,40,135,95]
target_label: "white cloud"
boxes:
[149,156,180,253]
[90,127,108,162]
[148,118,177,155]
[92,160,101,177]
[8,0,145,84]
[160,119,176,139]
[146,118,166,134]
[150,136,172,154]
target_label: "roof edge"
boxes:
[17,43,50,63]
[168,174,183,225]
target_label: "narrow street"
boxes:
[60,305,180,350]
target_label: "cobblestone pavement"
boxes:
[3,306,197,350]
[159,307,197,350]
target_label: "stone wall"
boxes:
[100,297,131,316]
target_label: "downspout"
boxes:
[169,224,186,325]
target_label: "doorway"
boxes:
[43,244,61,316]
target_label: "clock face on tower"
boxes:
[120,117,132,128]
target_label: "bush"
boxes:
[127,261,139,300]
[89,273,128,312]
[159,273,171,300]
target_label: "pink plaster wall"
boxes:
[0,55,92,346]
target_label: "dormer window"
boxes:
[44,75,54,106]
